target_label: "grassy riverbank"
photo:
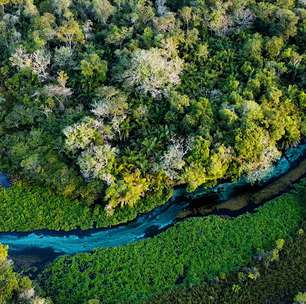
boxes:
[1,151,305,232]
[39,179,306,304]
[0,180,171,231]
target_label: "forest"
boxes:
[0,0,305,216]
[0,0,306,303]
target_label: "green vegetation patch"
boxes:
[40,180,306,304]
[0,243,52,304]
[149,226,306,304]
[0,0,305,215]
[0,181,171,231]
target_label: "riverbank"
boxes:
[39,179,306,304]
[178,155,306,218]
[0,143,305,258]
[0,180,172,232]
[0,143,305,235]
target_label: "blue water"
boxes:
[0,144,305,256]
[0,173,11,187]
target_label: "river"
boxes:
[0,143,305,263]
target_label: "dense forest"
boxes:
[0,0,306,303]
[0,0,305,216]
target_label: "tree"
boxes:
[232,6,254,30]
[265,36,284,58]
[57,19,85,47]
[235,123,281,182]
[294,292,306,304]
[142,27,154,48]
[52,0,72,18]
[53,46,74,68]
[105,170,149,214]
[0,244,52,304]
[183,163,208,192]
[121,47,184,98]
[180,6,192,32]
[206,145,232,181]
[0,0,22,11]
[30,13,56,47]
[80,53,108,89]
[43,71,73,110]
[91,86,128,138]
[209,7,232,36]
[155,0,168,16]
[10,47,51,80]
[195,43,209,60]
[241,100,263,123]
[23,0,38,17]
[87,300,100,304]
[63,117,100,153]
[105,25,131,47]
[133,0,155,26]
[92,0,115,24]
[242,33,263,64]
[219,105,239,128]
[255,3,298,38]
[77,144,116,184]
[168,91,190,113]
[159,138,188,180]
[153,13,176,33]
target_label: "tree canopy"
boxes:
[0,0,305,214]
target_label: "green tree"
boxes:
[92,0,115,24]
[80,53,108,90]
[105,170,149,214]
[265,36,284,58]
[57,19,85,47]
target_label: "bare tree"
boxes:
[160,138,189,180]
[77,144,116,184]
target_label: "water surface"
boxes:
[0,144,305,258]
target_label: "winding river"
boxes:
[0,144,306,260]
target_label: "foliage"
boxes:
[0,180,172,231]
[121,47,184,98]
[149,225,306,304]
[40,180,306,304]
[0,243,52,304]
[0,0,305,216]
[294,292,306,304]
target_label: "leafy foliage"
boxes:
[40,180,306,304]
[0,244,52,304]
[0,0,305,215]
[149,224,306,304]
[0,180,171,231]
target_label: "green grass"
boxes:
[0,181,171,231]
[40,180,306,304]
